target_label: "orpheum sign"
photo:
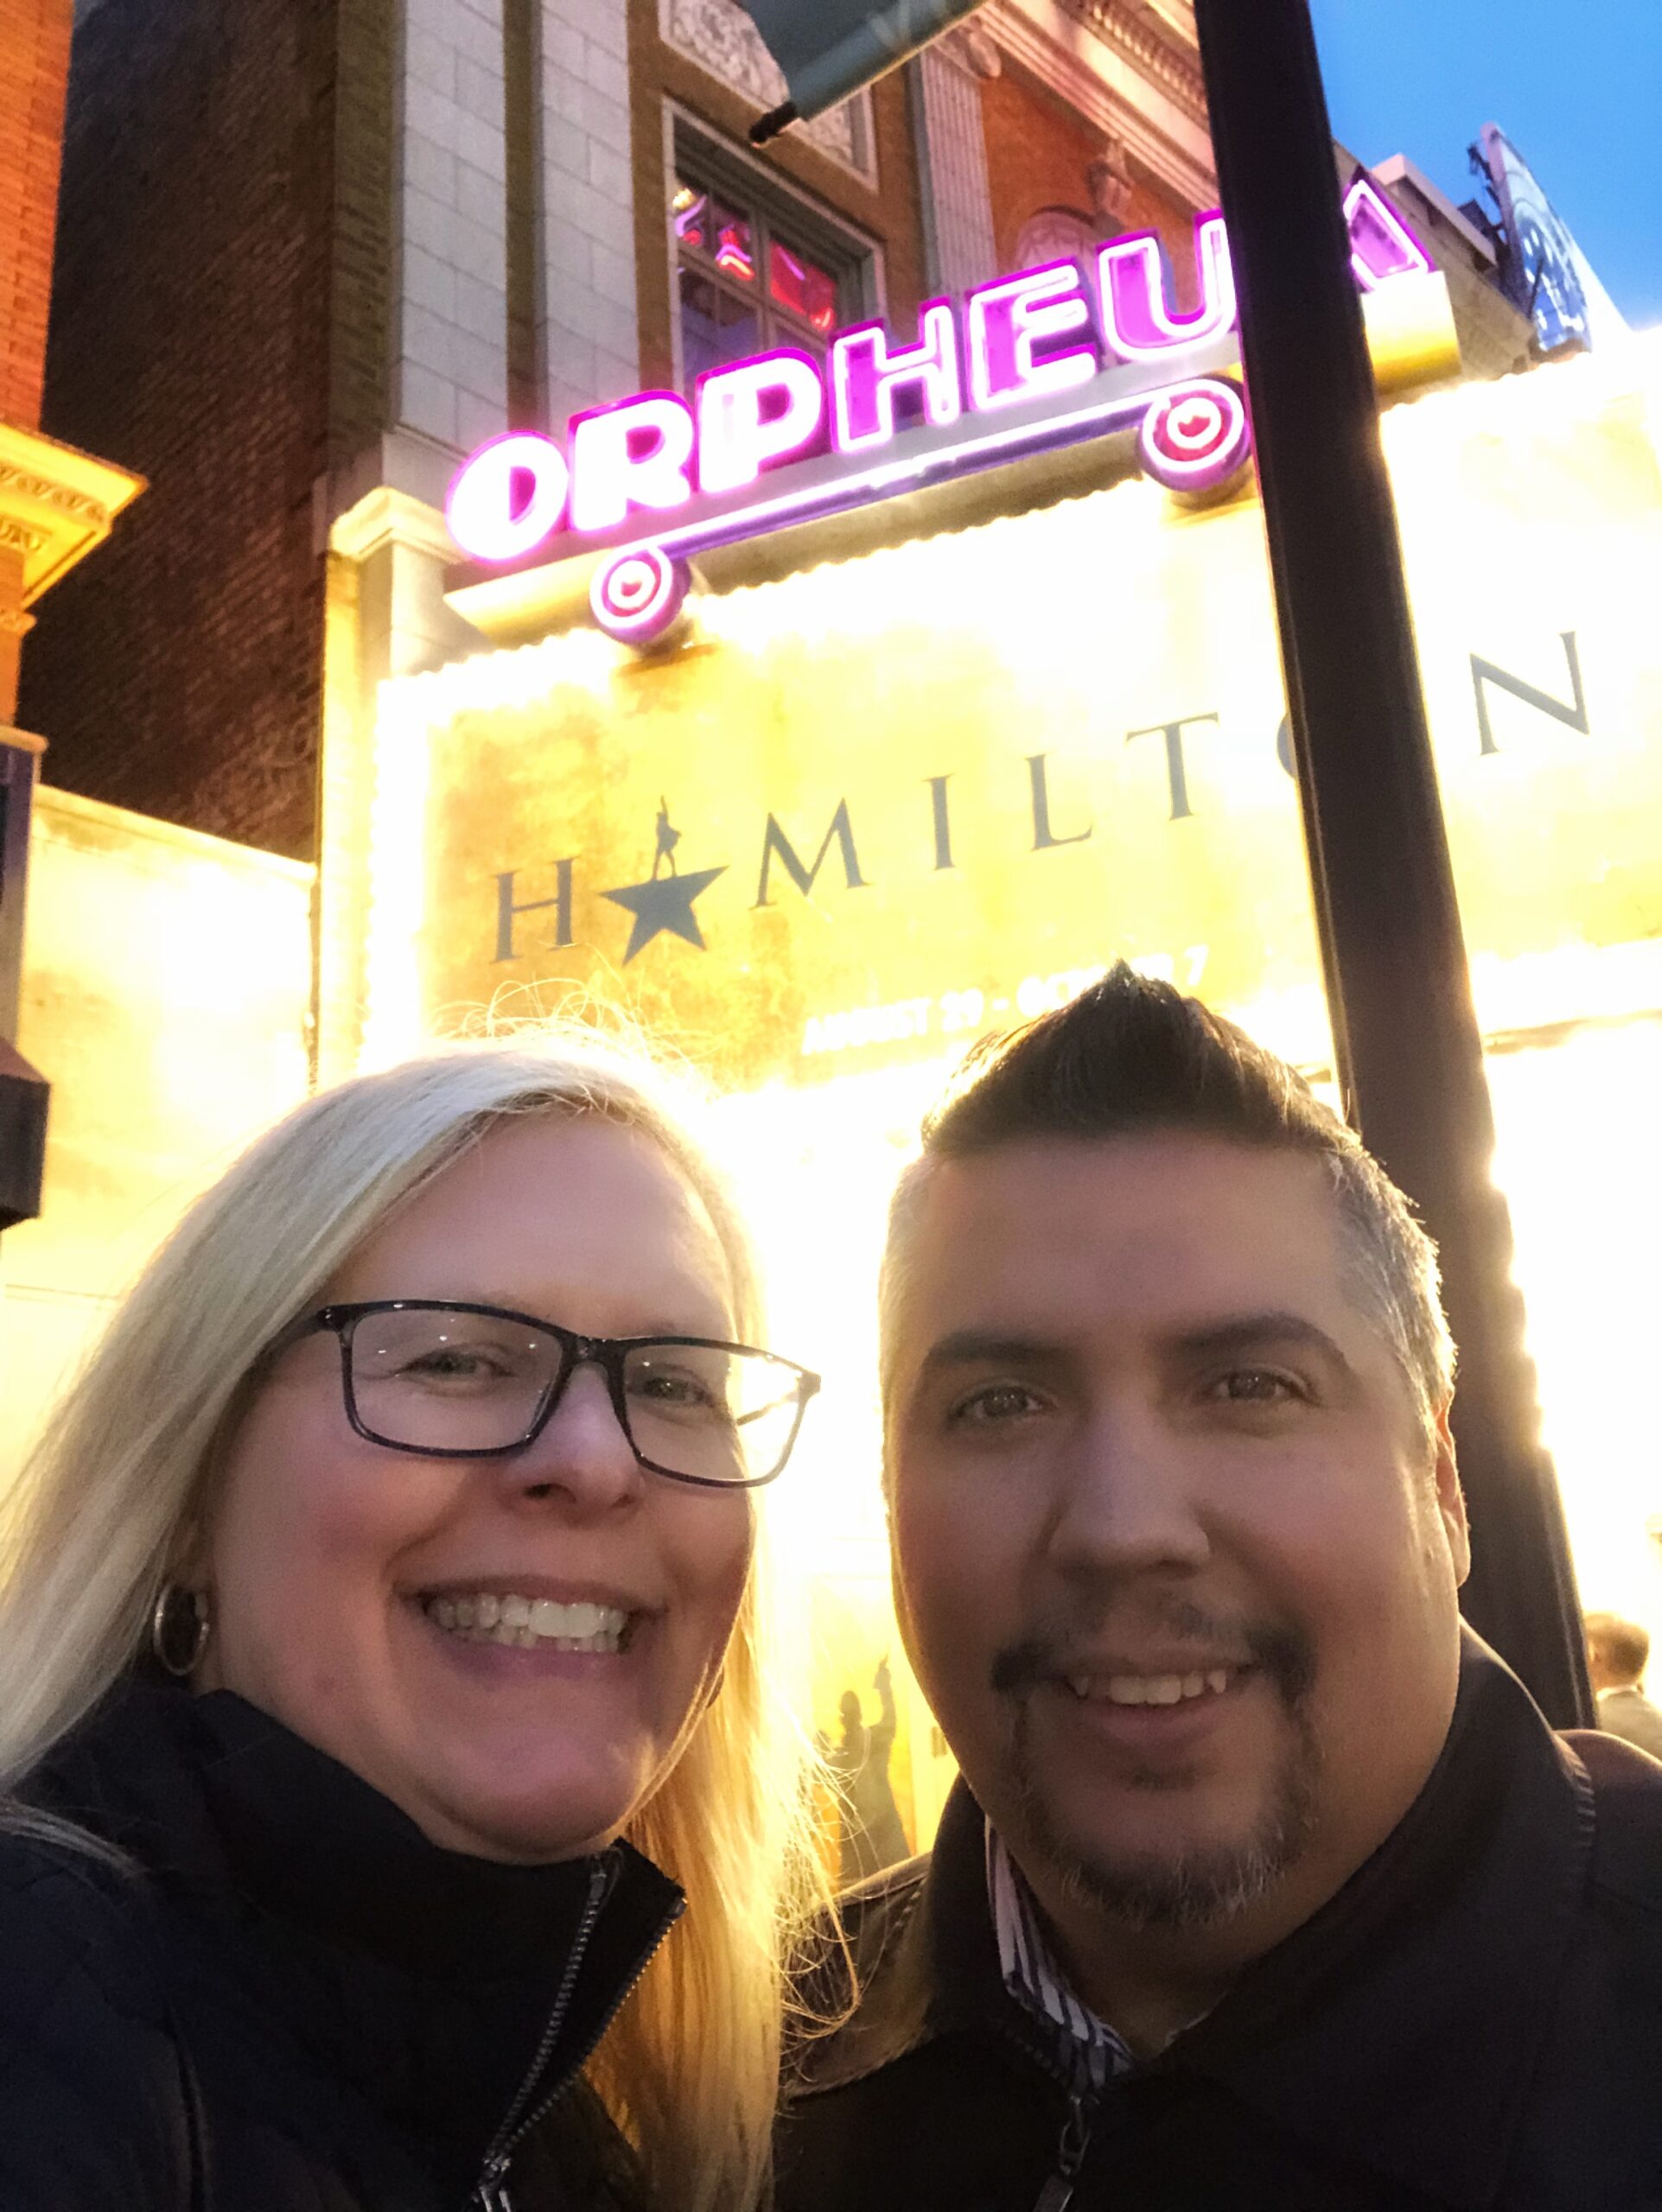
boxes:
[445,178,1436,645]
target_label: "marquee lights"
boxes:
[446,432,570,565]
[1099,215,1237,360]
[831,302,963,451]
[697,349,826,495]
[1343,174,1436,290]
[568,391,697,533]
[965,262,1099,412]
[448,181,1437,639]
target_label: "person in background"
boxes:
[778,966,1662,2212]
[828,1658,911,1885]
[1585,1610,1662,1760]
[0,1030,825,2212]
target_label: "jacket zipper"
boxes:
[469,1858,686,2212]
[994,2019,1095,2212]
[1031,2088,1090,2212]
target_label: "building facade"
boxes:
[20,0,1216,868]
[0,0,139,1243]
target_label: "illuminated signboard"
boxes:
[358,342,1662,1098]
[446,178,1435,644]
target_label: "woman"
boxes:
[0,1031,825,2212]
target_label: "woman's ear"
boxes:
[169,1506,219,1604]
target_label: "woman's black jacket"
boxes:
[0,1681,685,2211]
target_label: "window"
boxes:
[670,152,873,385]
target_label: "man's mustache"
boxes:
[990,1596,1315,1707]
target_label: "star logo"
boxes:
[602,800,727,963]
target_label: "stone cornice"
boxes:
[990,0,1214,208]
[0,422,144,603]
[1062,0,1207,124]
[328,484,454,566]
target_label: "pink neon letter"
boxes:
[1343,176,1435,290]
[831,303,961,454]
[697,351,826,496]
[446,433,570,563]
[1097,216,1237,362]
[966,264,1098,411]
[569,392,696,533]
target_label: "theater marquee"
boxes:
[442,179,1451,651]
[348,342,1662,1092]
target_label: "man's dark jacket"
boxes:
[777,1634,1662,2212]
[0,1681,682,2210]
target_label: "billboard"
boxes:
[1479,124,1628,357]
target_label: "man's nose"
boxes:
[1045,1408,1211,1581]
[498,1362,644,1512]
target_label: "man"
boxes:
[778,967,1662,2212]
[1586,1610,1662,1760]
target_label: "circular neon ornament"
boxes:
[1137,378,1252,498]
[589,545,692,645]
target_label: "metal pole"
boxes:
[1189,0,1591,1725]
[0,731,49,1233]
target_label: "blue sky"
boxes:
[1309,0,1662,327]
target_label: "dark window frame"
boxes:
[669,121,881,388]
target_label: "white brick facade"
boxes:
[536,0,640,430]
[394,0,511,452]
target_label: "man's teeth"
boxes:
[423,1594,629,1652]
[1067,1668,1235,1705]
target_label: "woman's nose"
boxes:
[502,1362,644,1510]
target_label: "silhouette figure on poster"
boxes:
[828,1657,911,1885]
[652,798,680,879]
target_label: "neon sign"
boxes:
[448,177,1434,644]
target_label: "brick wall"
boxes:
[0,0,69,434]
[18,0,340,859]
[980,61,1198,284]
[0,0,72,717]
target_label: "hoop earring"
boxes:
[150,1586,211,1679]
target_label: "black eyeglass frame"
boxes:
[296,1299,821,1491]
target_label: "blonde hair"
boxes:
[0,1027,828,2212]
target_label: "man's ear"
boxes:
[1430,1398,1470,1589]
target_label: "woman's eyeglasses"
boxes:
[294,1300,820,1489]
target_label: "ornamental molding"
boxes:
[990,0,1213,210]
[1060,0,1207,124]
[932,22,1003,76]
[329,484,455,566]
[659,0,876,179]
[0,466,104,524]
[0,422,144,604]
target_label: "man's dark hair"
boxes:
[881,963,1454,1430]
[1586,1612,1650,1686]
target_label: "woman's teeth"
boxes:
[422,1594,629,1653]
[1067,1668,1235,1706]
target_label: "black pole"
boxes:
[0,732,49,1233]
[1189,0,1591,1726]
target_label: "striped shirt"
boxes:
[985,1820,1135,2093]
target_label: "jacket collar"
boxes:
[32,1682,685,2185]
[1171,1631,1594,2206]
[808,1633,1595,2208]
